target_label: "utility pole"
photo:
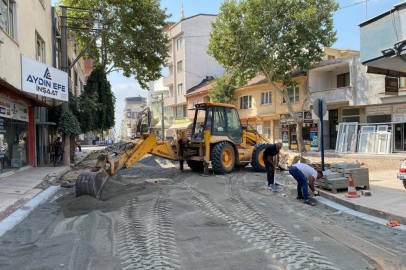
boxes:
[161,93,165,139]
[60,6,70,166]
[365,0,368,20]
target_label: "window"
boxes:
[79,80,84,95]
[342,108,360,123]
[192,100,198,108]
[127,112,131,118]
[177,83,183,95]
[36,32,45,63]
[0,0,15,39]
[400,77,405,89]
[183,104,187,118]
[261,91,272,105]
[176,106,182,118]
[337,73,350,88]
[239,95,252,109]
[226,107,242,143]
[213,106,226,134]
[327,55,335,60]
[177,61,182,73]
[176,37,182,50]
[282,87,299,103]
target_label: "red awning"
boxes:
[0,78,50,107]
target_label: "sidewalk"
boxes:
[0,166,69,221]
[315,170,406,225]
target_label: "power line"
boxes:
[166,63,206,79]
[337,0,373,10]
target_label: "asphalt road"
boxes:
[0,157,405,270]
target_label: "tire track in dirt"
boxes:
[179,176,340,270]
[116,190,180,270]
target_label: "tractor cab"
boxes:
[191,103,243,144]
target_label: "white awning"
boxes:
[168,122,192,130]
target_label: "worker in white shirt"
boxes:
[289,163,323,206]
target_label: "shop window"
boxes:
[36,32,46,63]
[239,95,252,109]
[177,61,182,73]
[366,115,391,124]
[177,83,183,95]
[0,0,15,39]
[0,118,28,172]
[176,37,182,50]
[337,73,350,88]
[342,108,360,123]
[282,87,299,103]
[261,91,272,105]
[400,77,405,89]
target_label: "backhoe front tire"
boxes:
[251,142,271,172]
[187,160,204,172]
[211,142,235,174]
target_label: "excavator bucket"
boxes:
[75,171,109,200]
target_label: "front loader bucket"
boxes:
[75,171,109,200]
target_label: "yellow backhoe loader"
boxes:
[76,103,271,199]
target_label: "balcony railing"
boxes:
[163,74,174,86]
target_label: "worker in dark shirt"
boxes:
[262,142,283,188]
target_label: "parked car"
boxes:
[397,159,406,189]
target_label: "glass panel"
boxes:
[226,108,242,143]
[342,108,360,116]
[183,104,187,118]
[0,0,8,34]
[213,106,226,135]
[9,3,13,38]
[294,87,299,102]
[394,123,403,150]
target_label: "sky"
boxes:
[51,0,403,134]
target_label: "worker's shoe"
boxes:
[303,200,316,206]
[296,196,304,200]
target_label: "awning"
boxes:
[168,122,192,130]
[0,78,50,107]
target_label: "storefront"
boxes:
[280,111,315,150]
[0,79,49,174]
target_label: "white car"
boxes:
[397,159,406,189]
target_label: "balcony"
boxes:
[164,95,175,107]
[177,94,186,104]
[163,74,174,86]
[308,86,352,105]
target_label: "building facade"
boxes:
[119,96,147,138]
[163,13,224,137]
[0,0,69,172]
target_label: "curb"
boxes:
[315,190,406,226]
[0,185,60,238]
[310,195,406,231]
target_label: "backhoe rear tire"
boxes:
[251,142,271,172]
[211,142,235,174]
[187,160,204,172]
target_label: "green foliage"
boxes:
[58,111,82,135]
[151,116,160,127]
[208,0,338,86]
[57,0,170,89]
[209,74,236,104]
[79,66,116,133]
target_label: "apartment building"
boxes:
[0,0,71,170]
[147,78,173,138]
[234,72,310,150]
[120,96,147,138]
[163,13,224,137]
[308,47,406,154]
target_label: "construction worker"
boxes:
[289,163,323,206]
[263,142,283,188]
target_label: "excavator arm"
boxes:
[76,133,178,200]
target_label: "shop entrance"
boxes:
[394,123,406,151]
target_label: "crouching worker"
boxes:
[289,163,323,206]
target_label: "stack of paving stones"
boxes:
[315,162,369,193]
[308,162,331,171]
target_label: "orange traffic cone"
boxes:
[345,173,360,198]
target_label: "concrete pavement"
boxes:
[314,170,406,225]
[0,166,69,222]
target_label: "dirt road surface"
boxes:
[0,154,405,270]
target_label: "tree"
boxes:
[209,74,236,104]
[207,0,338,153]
[57,0,170,89]
[79,67,116,133]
